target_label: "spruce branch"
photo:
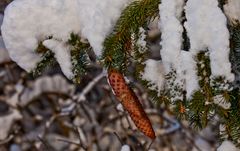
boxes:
[68,33,90,83]
[102,0,160,71]
[31,42,56,77]
[230,22,240,85]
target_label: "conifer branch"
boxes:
[102,0,160,71]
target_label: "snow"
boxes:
[1,0,130,76]
[217,140,239,151]
[180,51,199,98]
[224,0,240,24]
[192,137,213,151]
[137,27,147,49]
[120,145,130,151]
[158,0,200,98]
[43,39,73,78]
[141,59,165,95]
[158,0,184,73]
[116,103,124,112]
[185,0,234,82]
[1,0,81,73]
[213,95,231,109]
[0,0,236,100]
[77,0,130,56]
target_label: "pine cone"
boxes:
[108,68,156,139]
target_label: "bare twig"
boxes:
[0,135,14,145]
[114,132,124,145]
[37,135,56,151]
[76,126,88,149]
[57,137,87,150]
[77,70,106,102]
[61,70,106,114]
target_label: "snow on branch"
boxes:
[1,0,131,77]
[185,0,234,82]
[158,0,184,73]
[141,59,165,95]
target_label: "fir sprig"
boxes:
[102,0,160,72]
[68,33,90,83]
[230,22,240,86]
[31,42,56,77]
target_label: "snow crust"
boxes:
[1,0,130,77]
[217,140,239,151]
[224,0,240,24]
[185,0,234,82]
[141,59,165,94]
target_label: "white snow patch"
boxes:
[43,39,73,79]
[193,137,213,151]
[158,0,185,73]
[213,95,231,109]
[141,59,165,95]
[76,0,130,56]
[185,0,234,82]
[180,51,199,98]
[224,0,240,24]
[1,0,131,75]
[217,140,239,151]
[120,145,130,151]
[137,27,147,48]
[116,103,124,112]
[1,0,81,72]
